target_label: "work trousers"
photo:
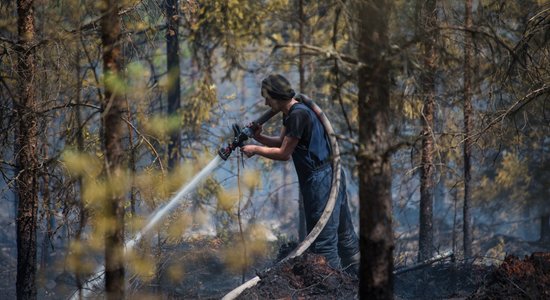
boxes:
[300,164,360,271]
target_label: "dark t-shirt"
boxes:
[283,103,330,182]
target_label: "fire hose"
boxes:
[219,94,342,300]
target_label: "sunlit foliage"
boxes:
[222,223,271,273]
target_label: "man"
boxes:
[241,74,359,274]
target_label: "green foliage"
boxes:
[182,78,218,131]
[475,151,531,206]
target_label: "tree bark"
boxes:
[100,2,126,299]
[355,0,394,298]
[15,0,39,299]
[418,0,437,262]
[167,0,181,170]
[463,0,474,260]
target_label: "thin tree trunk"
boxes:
[331,3,353,138]
[74,37,88,298]
[167,0,181,169]
[355,0,394,298]
[15,0,39,299]
[298,0,305,92]
[463,0,474,260]
[452,187,458,257]
[297,0,307,241]
[418,0,437,262]
[40,144,52,270]
[100,2,126,298]
[540,214,550,242]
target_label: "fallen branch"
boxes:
[394,251,454,275]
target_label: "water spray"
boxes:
[70,97,335,299]
[70,109,278,299]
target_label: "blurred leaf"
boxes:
[242,169,261,189]
[217,188,239,211]
[142,114,181,139]
[62,150,102,178]
[167,213,192,242]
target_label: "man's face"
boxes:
[262,88,279,112]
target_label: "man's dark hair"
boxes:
[261,74,295,101]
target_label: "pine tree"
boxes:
[15,0,39,298]
[355,0,394,298]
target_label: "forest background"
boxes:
[0,0,548,299]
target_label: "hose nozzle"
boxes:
[218,109,277,160]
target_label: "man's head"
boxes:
[261,74,295,101]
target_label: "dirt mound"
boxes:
[469,252,550,299]
[237,252,358,299]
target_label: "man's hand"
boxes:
[241,145,257,158]
[247,123,263,140]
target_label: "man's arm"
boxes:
[242,135,299,161]
[254,127,285,148]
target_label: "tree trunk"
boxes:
[418,0,437,262]
[40,144,52,270]
[167,0,181,169]
[355,0,394,298]
[15,0,39,299]
[298,0,305,92]
[74,41,88,298]
[296,0,307,241]
[541,214,550,242]
[331,4,353,138]
[100,2,126,299]
[463,0,474,260]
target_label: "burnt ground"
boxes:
[238,252,358,300]
[469,252,550,299]
[395,261,493,299]
[1,236,550,299]
[237,250,550,300]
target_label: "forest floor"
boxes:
[234,235,550,300]
[1,234,550,299]
[237,249,550,300]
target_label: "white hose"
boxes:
[222,96,342,300]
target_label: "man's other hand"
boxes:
[241,145,256,158]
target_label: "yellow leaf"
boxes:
[242,170,261,189]
[167,213,192,240]
[217,189,239,211]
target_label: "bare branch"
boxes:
[473,84,550,142]
[120,116,165,174]
[439,25,524,68]
[0,36,16,46]
[273,42,363,67]
[38,102,102,114]
[66,1,144,34]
